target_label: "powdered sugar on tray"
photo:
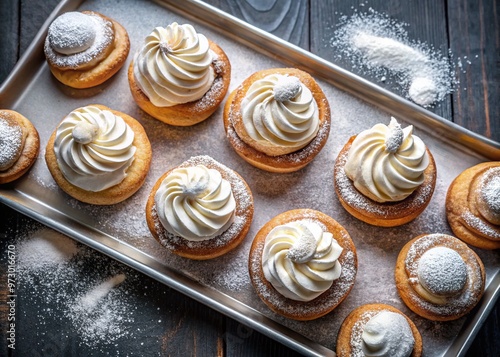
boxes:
[330,9,455,107]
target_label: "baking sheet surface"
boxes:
[2,0,499,355]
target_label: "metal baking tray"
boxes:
[1,0,499,356]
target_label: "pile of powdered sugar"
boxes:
[330,9,455,107]
[16,225,136,349]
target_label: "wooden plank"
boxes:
[205,0,309,48]
[0,0,20,85]
[448,0,500,142]
[310,0,453,121]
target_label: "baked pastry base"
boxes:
[146,155,254,260]
[48,11,130,89]
[395,233,485,321]
[128,41,231,126]
[336,303,422,357]
[446,161,500,249]
[223,68,331,173]
[334,136,437,227]
[248,209,357,320]
[45,104,152,205]
[0,110,40,184]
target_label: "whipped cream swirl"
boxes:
[262,220,342,301]
[344,117,429,202]
[155,165,236,241]
[241,74,319,155]
[44,12,114,70]
[133,22,215,107]
[54,106,136,192]
[361,311,415,357]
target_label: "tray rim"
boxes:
[1,0,499,356]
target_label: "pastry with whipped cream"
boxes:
[248,209,357,320]
[334,117,436,227]
[146,155,254,259]
[45,105,151,204]
[446,162,500,249]
[395,233,485,321]
[0,110,40,184]
[44,11,130,88]
[128,22,231,126]
[336,303,422,357]
[223,68,331,173]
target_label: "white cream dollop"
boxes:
[262,220,343,301]
[54,106,136,192]
[241,74,319,155]
[344,117,429,202]
[133,22,215,107]
[415,246,467,305]
[44,12,114,70]
[361,311,415,357]
[155,165,236,241]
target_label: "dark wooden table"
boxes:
[1,0,498,356]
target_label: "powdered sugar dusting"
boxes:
[481,168,500,213]
[404,234,484,317]
[44,11,114,69]
[0,115,24,170]
[331,9,454,107]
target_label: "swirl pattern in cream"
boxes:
[361,311,415,357]
[241,74,319,155]
[262,220,342,301]
[344,117,429,202]
[54,106,136,192]
[133,22,215,107]
[155,165,236,241]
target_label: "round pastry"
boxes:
[44,11,130,89]
[0,110,40,184]
[45,104,151,205]
[146,155,254,260]
[395,233,485,321]
[248,209,357,320]
[334,117,436,227]
[446,162,500,249]
[128,22,231,126]
[223,68,331,173]
[336,303,422,357]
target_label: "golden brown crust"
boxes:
[334,136,437,227]
[145,156,254,260]
[47,12,130,89]
[395,233,485,321]
[45,104,151,205]
[248,209,357,320]
[223,68,331,173]
[128,41,231,126]
[336,303,422,357]
[446,162,500,249]
[0,110,40,184]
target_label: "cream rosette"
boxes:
[344,117,429,202]
[262,220,343,301]
[133,22,215,107]
[361,311,415,357]
[154,165,236,241]
[240,74,319,155]
[54,106,136,192]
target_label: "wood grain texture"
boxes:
[448,0,500,142]
[0,1,498,356]
[310,0,453,121]
[0,0,20,85]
